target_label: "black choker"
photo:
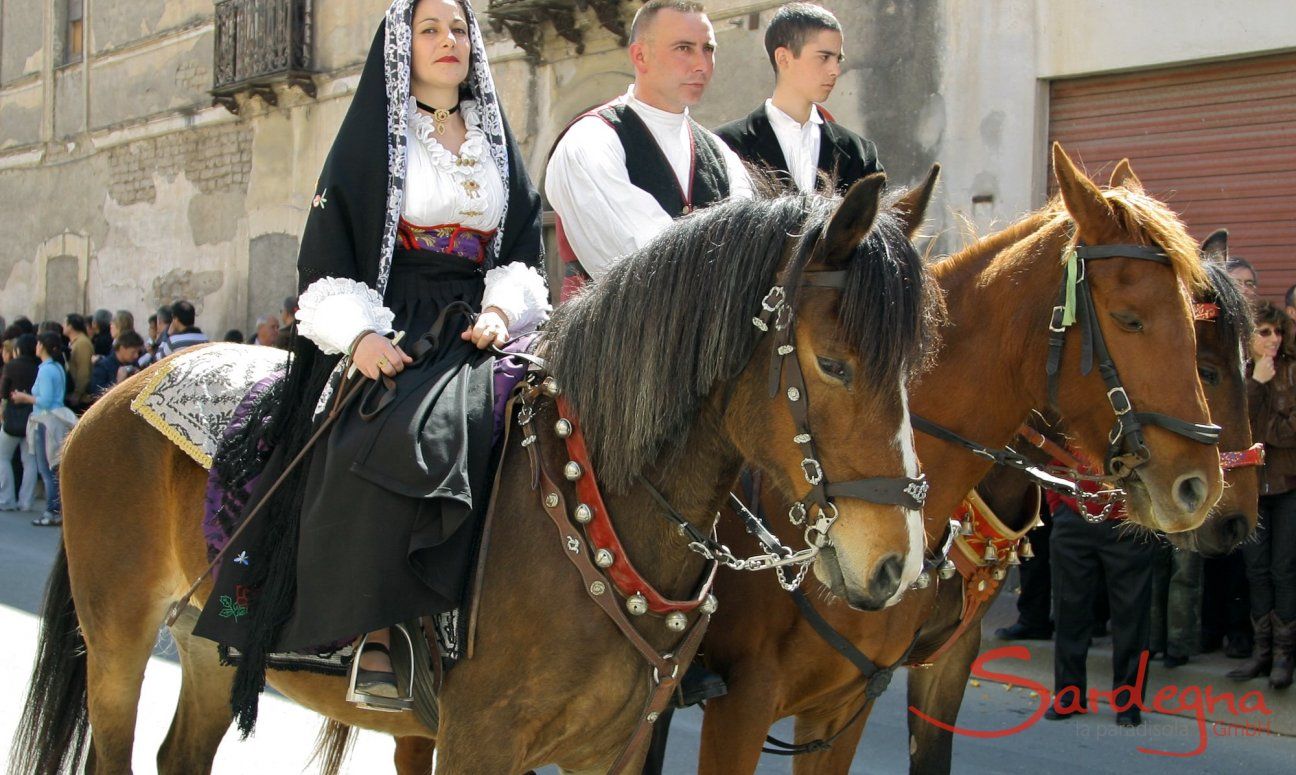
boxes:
[416,100,459,135]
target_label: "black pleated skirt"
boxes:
[274,248,495,650]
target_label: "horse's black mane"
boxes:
[545,189,934,492]
[1202,260,1252,358]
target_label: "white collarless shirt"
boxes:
[545,85,752,279]
[764,99,824,193]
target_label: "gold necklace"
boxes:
[416,99,459,135]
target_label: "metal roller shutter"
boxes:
[1048,52,1296,301]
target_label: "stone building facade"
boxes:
[1,0,1292,334]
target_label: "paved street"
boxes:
[1,506,1290,773]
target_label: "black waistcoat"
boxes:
[596,103,730,216]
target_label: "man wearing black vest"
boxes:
[716,3,883,194]
[545,0,751,300]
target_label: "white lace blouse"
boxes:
[403,99,506,231]
[296,100,550,356]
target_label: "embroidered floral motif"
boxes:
[218,589,249,621]
[312,189,328,209]
[234,551,250,566]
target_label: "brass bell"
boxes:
[542,377,560,397]
[564,461,583,481]
[700,594,719,615]
[665,612,688,632]
[555,418,572,438]
[595,548,615,568]
[626,593,649,616]
[983,543,998,563]
[1007,548,1021,566]
[959,519,975,537]
[1019,539,1035,559]
[992,567,1007,581]
[938,559,958,580]
[574,503,594,523]
[912,571,931,589]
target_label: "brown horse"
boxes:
[903,237,1258,775]
[12,175,943,774]
[687,146,1224,775]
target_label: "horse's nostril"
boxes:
[870,553,904,601]
[1173,474,1208,513]
[1222,513,1250,547]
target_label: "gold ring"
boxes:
[377,357,389,369]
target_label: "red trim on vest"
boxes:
[1223,443,1265,470]
[555,396,707,614]
[815,104,836,123]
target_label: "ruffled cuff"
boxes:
[482,262,552,335]
[296,277,395,355]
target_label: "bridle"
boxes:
[745,229,929,588]
[1045,241,1221,478]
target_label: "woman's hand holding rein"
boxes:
[463,306,510,350]
[351,332,413,380]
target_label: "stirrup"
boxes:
[346,624,415,712]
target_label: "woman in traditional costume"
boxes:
[194,0,547,728]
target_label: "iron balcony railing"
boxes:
[212,0,316,113]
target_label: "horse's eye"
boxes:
[1111,311,1144,332]
[1198,365,1221,386]
[816,356,852,385]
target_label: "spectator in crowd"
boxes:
[251,314,280,346]
[1046,453,1157,727]
[63,314,93,410]
[158,300,208,358]
[90,309,113,356]
[224,329,245,343]
[109,309,135,341]
[11,317,34,336]
[1226,256,1258,297]
[1285,284,1296,322]
[149,305,174,360]
[145,313,159,351]
[277,295,298,349]
[89,331,145,396]
[1150,541,1204,668]
[0,333,38,512]
[9,332,69,526]
[1231,301,1296,689]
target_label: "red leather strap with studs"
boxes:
[1222,443,1265,470]
[555,396,710,615]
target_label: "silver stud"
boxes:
[700,594,718,614]
[595,548,615,568]
[541,377,560,397]
[983,544,998,563]
[752,317,769,332]
[544,493,559,509]
[787,387,801,402]
[590,580,606,596]
[992,567,1007,581]
[777,345,794,356]
[564,461,583,481]
[938,559,958,580]
[977,579,987,591]
[647,711,660,723]
[665,612,688,632]
[554,418,572,438]
[959,520,975,537]
[793,433,811,444]
[626,593,649,616]
[912,571,931,589]
[1019,539,1035,559]
[574,503,594,523]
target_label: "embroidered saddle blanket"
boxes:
[130,343,289,470]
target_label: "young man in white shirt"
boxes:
[545,0,752,299]
[716,2,883,194]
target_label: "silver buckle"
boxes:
[801,458,824,485]
[1107,386,1133,415]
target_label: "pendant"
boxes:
[434,108,451,135]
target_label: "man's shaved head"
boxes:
[630,0,706,43]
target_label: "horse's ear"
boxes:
[817,173,886,268]
[1200,228,1229,264]
[893,164,940,238]
[1052,142,1121,243]
[1108,158,1144,191]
